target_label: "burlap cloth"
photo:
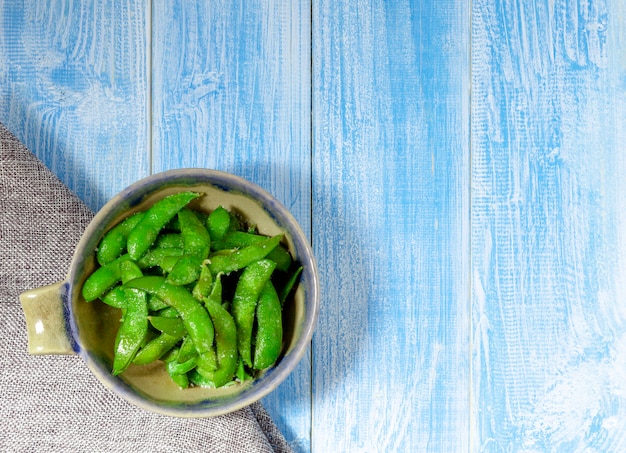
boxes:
[0,123,294,453]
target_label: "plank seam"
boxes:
[147,0,153,175]
[468,0,474,450]
[309,0,314,450]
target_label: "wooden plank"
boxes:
[0,1,149,211]
[150,1,312,450]
[312,0,470,450]
[471,0,626,449]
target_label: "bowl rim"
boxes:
[67,168,320,417]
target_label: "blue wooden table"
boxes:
[2,1,626,451]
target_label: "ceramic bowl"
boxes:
[19,169,319,417]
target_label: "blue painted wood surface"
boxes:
[2,0,626,451]
[312,0,470,451]
[472,0,626,450]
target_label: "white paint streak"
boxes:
[520,333,626,451]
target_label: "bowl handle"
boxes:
[19,282,75,355]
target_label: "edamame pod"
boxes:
[231,259,277,367]
[168,372,189,389]
[155,233,183,249]
[178,208,210,258]
[162,347,190,389]
[82,254,131,302]
[192,262,213,301]
[97,212,145,266]
[111,287,148,374]
[165,254,202,286]
[127,192,201,260]
[206,206,230,241]
[133,330,185,365]
[149,316,185,336]
[137,246,183,269]
[176,335,198,363]
[208,234,282,275]
[166,355,198,375]
[253,280,282,370]
[279,265,303,306]
[199,276,239,387]
[165,209,211,285]
[111,261,149,375]
[124,276,214,355]
[212,231,292,271]
[147,294,169,312]
[101,287,127,309]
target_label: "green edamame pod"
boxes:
[178,208,211,258]
[253,281,282,370]
[160,346,180,363]
[156,306,180,318]
[125,276,214,355]
[101,286,126,309]
[166,254,202,286]
[111,261,149,375]
[112,285,148,375]
[98,259,143,309]
[147,294,169,312]
[133,330,185,365]
[148,316,185,336]
[192,262,213,301]
[155,233,183,249]
[188,369,220,388]
[176,335,198,363]
[137,246,183,269]
[127,192,201,260]
[279,265,303,306]
[165,209,211,286]
[236,357,253,383]
[101,273,139,312]
[208,234,283,275]
[162,348,190,389]
[112,260,148,376]
[121,259,143,283]
[231,259,277,367]
[194,273,223,375]
[82,254,132,302]
[212,231,292,271]
[97,212,145,266]
[207,271,223,306]
[169,371,189,389]
[206,206,230,242]
[166,355,198,375]
[159,255,180,274]
[197,350,218,373]
[199,278,239,387]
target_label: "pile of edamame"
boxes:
[81,191,302,389]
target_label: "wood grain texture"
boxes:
[312,0,470,451]
[471,0,626,450]
[0,1,149,211]
[151,1,312,450]
[4,0,626,450]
